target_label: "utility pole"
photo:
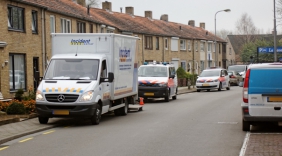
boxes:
[274,0,277,62]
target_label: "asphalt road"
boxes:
[1,86,247,156]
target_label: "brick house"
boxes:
[0,0,228,97]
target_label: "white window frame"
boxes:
[180,39,186,50]
[195,41,198,52]
[171,37,179,52]
[208,43,212,52]
[50,15,55,33]
[188,40,191,51]
[61,18,71,33]
[200,42,205,52]
[31,10,37,33]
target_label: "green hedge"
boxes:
[176,67,197,85]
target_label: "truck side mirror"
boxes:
[108,72,114,82]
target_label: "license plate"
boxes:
[144,93,154,96]
[202,83,209,86]
[53,110,69,115]
[268,97,282,102]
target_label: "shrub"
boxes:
[22,100,36,114]
[176,67,188,78]
[6,102,26,115]
[15,89,24,101]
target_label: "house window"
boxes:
[188,40,191,51]
[77,21,85,33]
[101,27,104,33]
[229,48,232,55]
[195,41,198,51]
[171,37,179,51]
[208,43,212,52]
[8,5,25,31]
[156,37,159,50]
[180,39,186,50]
[219,44,221,54]
[90,24,93,33]
[165,38,168,50]
[181,61,186,71]
[9,54,26,91]
[107,29,113,33]
[50,15,55,33]
[200,42,205,52]
[61,18,71,33]
[145,36,153,50]
[31,10,38,33]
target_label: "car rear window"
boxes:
[249,69,282,94]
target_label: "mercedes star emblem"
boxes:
[57,94,65,102]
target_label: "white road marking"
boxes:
[239,132,250,156]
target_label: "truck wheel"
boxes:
[165,91,170,102]
[91,105,101,125]
[197,89,201,92]
[38,117,49,124]
[218,83,222,91]
[242,119,250,131]
[227,83,230,90]
[115,99,128,116]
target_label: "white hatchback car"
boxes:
[196,68,230,92]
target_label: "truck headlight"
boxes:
[36,90,44,101]
[159,83,167,87]
[79,91,94,102]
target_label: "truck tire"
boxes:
[114,99,128,116]
[38,117,49,124]
[218,83,222,91]
[91,104,101,125]
[165,91,170,102]
[227,82,230,90]
[242,119,250,131]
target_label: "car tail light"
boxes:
[229,75,235,78]
[243,69,250,103]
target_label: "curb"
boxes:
[0,125,57,145]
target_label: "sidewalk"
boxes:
[0,87,196,144]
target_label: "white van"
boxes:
[138,61,178,102]
[242,63,282,131]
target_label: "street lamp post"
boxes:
[274,0,277,62]
[215,9,231,67]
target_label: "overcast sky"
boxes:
[105,0,275,34]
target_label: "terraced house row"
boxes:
[0,0,231,98]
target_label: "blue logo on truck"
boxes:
[71,39,93,45]
[119,48,132,62]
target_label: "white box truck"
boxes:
[36,33,139,125]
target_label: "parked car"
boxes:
[227,70,243,86]
[242,63,282,131]
[227,65,248,86]
[196,67,230,92]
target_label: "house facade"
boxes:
[0,0,230,98]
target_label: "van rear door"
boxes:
[248,67,282,116]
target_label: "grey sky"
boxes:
[105,0,274,34]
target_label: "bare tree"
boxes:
[234,13,259,63]
[277,0,282,24]
[217,29,233,40]
[86,0,100,8]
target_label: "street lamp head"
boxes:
[224,9,231,12]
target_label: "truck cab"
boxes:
[138,61,178,102]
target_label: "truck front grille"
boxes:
[45,94,79,103]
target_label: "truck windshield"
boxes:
[199,70,220,77]
[44,59,99,80]
[227,65,247,72]
[138,66,167,77]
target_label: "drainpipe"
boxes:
[192,39,195,88]
[163,37,165,62]
[41,8,46,73]
[142,35,144,62]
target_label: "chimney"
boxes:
[145,11,152,19]
[102,1,112,11]
[200,23,205,29]
[160,14,168,22]
[125,7,134,15]
[188,20,195,27]
[76,0,86,7]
